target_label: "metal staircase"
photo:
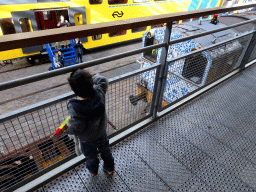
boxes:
[46,39,77,71]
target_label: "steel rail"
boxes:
[0,63,159,122]
[0,4,256,51]
[0,43,165,91]
[1,18,254,92]
[0,26,250,121]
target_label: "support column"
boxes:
[152,22,172,119]
[239,31,256,70]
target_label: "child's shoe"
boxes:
[103,168,114,175]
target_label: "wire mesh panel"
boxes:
[0,66,158,191]
[159,34,252,110]
[0,100,75,191]
[106,67,158,134]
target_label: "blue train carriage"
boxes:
[130,16,248,109]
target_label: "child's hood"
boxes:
[68,91,105,119]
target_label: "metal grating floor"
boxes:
[34,64,256,192]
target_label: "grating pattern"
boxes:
[111,143,171,191]
[120,129,213,191]
[43,169,87,192]
[30,64,256,192]
[75,161,131,192]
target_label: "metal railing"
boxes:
[1,4,256,192]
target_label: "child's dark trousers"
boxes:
[80,133,114,175]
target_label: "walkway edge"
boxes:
[13,60,255,192]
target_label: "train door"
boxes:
[34,7,87,43]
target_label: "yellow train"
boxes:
[0,0,223,64]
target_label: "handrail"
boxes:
[0,4,256,51]
[0,43,165,91]
[1,16,256,91]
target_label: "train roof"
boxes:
[218,11,256,33]
[173,21,237,47]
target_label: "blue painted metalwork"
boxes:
[45,39,77,71]
[140,19,242,104]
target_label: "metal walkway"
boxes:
[32,63,256,192]
[34,65,256,192]
[6,32,256,191]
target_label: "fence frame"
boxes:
[1,3,256,192]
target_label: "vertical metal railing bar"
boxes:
[150,66,161,116]
[233,33,253,70]
[239,31,256,69]
[153,22,173,118]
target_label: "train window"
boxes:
[92,34,102,40]
[0,18,16,35]
[151,24,164,29]
[90,0,103,4]
[74,13,83,25]
[133,0,149,2]
[19,18,31,32]
[132,26,147,33]
[108,0,128,4]
[109,30,126,37]
[182,53,208,84]
[144,33,159,63]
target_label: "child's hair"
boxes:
[68,69,95,98]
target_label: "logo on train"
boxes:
[112,11,124,18]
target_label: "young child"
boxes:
[65,69,114,176]
[53,52,62,68]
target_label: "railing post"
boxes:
[239,31,256,70]
[152,22,172,119]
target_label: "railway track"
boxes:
[0,61,140,108]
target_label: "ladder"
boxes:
[46,39,77,71]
